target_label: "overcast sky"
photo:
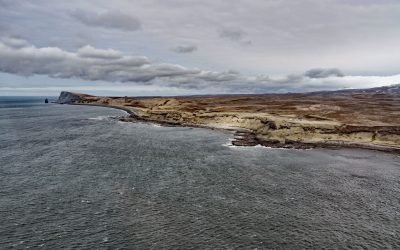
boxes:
[0,0,400,96]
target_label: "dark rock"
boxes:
[262,120,277,130]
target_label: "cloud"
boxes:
[71,9,141,31]
[219,28,245,41]
[0,40,229,87]
[0,37,29,49]
[196,70,240,82]
[219,28,252,46]
[171,45,197,53]
[0,39,399,94]
[0,40,205,84]
[219,27,252,46]
[241,40,252,46]
[304,68,345,78]
[2,0,400,78]
[77,45,122,59]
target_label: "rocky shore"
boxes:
[57,90,400,153]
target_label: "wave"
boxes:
[222,138,311,151]
[88,116,112,121]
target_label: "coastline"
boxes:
[57,91,400,154]
[92,105,400,154]
[121,116,400,154]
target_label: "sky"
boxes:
[0,0,400,96]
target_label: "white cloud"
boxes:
[77,45,122,59]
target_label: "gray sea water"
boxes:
[1,97,400,249]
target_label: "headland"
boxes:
[57,86,400,153]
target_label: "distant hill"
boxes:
[326,84,400,95]
[357,84,400,94]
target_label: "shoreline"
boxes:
[87,105,400,154]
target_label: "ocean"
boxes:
[1,97,399,249]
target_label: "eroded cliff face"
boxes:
[57,91,400,152]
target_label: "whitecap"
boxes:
[222,138,234,147]
[223,139,311,151]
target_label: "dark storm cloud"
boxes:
[71,10,142,31]
[304,68,345,78]
[171,45,197,53]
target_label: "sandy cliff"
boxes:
[57,90,400,153]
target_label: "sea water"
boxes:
[1,97,399,249]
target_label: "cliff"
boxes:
[57,91,85,104]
